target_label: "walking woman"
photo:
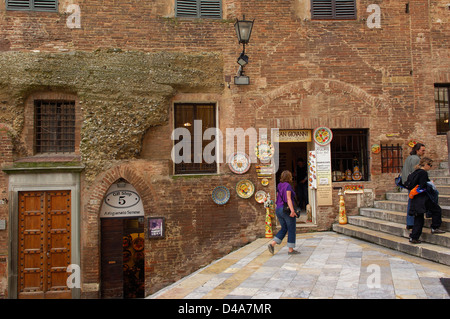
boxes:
[408,157,446,244]
[268,170,300,255]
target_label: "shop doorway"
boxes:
[101,217,145,299]
[276,141,316,225]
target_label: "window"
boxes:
[173,103,217,174]
[311,0,356,20]
[34,100,76,153]
[330,129,369,181]
[176,0,222,19]
[6,0,58,12]
[381,144,403,173]
[435,84,450,135]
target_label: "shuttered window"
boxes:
[176,0,222,19]
[311,0,356,20]
[6,0,57,12]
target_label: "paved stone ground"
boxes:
[148,232,450,299]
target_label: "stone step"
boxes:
[332,223,450,266]
[432,176,450,185]
[386,192,450,206]
[374,200,450,218]
[359,207,450,231]
[437,185,450,195]
[428,168,449,177]
[347,215,450,248]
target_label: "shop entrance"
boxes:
[277,141,316,225]
[101,217,145,299]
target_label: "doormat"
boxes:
[440,278,450,295]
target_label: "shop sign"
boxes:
[100,182,145,218]
[315,144,333,206]
[273,130,312,143]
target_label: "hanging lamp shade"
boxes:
[234,17,254,44]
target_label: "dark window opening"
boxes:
[381,144,403,173]
[331,129,369,181]
[435,84,450,135]
[34,100,76,154]
[174,103,217,174]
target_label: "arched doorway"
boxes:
[100,179,145,299]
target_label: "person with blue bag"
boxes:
[400,143,426,229]
[406,158,445,244]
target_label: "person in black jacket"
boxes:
[408,157,446,244]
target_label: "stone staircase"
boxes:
[333,162,450,266]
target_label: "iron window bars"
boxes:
[34,100,76,154]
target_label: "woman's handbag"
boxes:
[283,201,301,218]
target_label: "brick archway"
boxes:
[252,78,388,129]
[81,161,154,298]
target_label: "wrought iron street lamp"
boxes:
[234,16,254,85]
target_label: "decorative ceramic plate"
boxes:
[212,186,230,205]
[228,152,251,174]
[371,144,381,154]
[236,180,255,199]
[255,190,267,203]
[255,141,274,161]
[261,178,269,186]
[313,127,333,146]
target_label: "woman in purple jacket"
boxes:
[268,170,300,255]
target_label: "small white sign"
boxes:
[100,182,144,218]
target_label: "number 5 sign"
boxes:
[100,181,145,218]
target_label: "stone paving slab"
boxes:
[148,232,450,299]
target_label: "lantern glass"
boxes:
[234,19,254,44]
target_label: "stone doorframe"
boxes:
[4,166,83,299]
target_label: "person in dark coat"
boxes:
[407,157,446,244]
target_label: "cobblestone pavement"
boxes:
[148,232,450,299]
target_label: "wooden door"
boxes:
[101,218,123,299]
[18,191,72,299]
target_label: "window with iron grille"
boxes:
[6,0,58,12]
[34,100,76,154]
[311,0,356,20]
[174,103,217,174]
[435,84,450,135]
[330,129,369,181]
[381,144,403,173]
[176,0,222,19]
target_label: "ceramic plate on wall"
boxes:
[236,180,255,199]
[255,141,274,161]
[228,152,251,174]
[212,186,230,205]
[313,127,333,146]
[255,190,267,203]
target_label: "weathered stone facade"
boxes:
[0,0,448,298]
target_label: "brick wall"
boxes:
[0,124,13,297]
[0,0,448,297]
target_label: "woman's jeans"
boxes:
[274,207,296,248]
